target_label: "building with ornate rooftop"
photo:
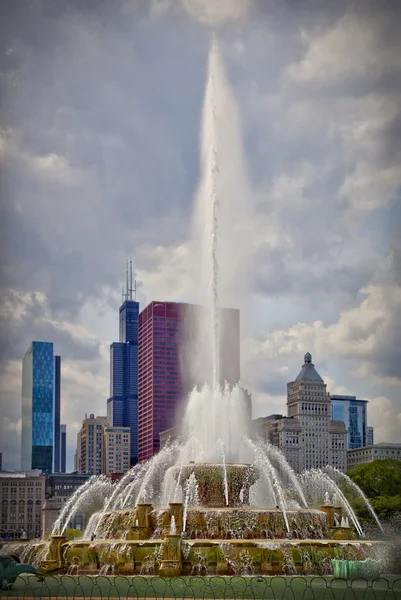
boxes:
[255,352,348,473]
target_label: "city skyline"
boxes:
[1,1,400,471]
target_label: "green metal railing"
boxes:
[0,576,400,599]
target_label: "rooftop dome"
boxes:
[295,352,324,383]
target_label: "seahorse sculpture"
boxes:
[0,555,43,590]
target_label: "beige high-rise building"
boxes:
[103,425,131,475]
[75,415,110,475]
[255,353,347,473]
[75,415,131,476]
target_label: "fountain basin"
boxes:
[1,538,383,576]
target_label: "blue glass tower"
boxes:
[21,341,61,474]
[331,395,368,449]
[107,261,139,466]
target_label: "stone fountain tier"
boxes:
[179,508,332,540]
[1,537,384,577]
[171,462,259,508]
[58,538,382,576]
[93,506,337,541]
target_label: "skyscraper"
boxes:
[75,414,109,475]
[107,260,139,466]
[53,356,61,472]
[138,301,240,463]
[330,395,368,449]
[60,424,67,472]
[75,415,130,476]
[21,342,61,474]
[102,425,131,475]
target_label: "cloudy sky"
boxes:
[1,0,400,472]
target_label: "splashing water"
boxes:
[218,439,229,506]
[183,473,200,532]
[299,469,364,537]
[52,475,113,535]
[323,466,384,534]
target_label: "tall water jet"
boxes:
[183,37,253,407]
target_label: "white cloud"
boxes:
[244,284,401,385]
[31,153,84,185]
[136,243,192,303]
[287,8,400,83]
[181,0,250,26]
[251,392,288,419]
[340,161,401,212]
[367,396,401,443]
[0,360,22,396]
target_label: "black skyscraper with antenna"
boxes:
[107,259,139,466]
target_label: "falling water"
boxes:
[299,469,364,537]
[259,440,308,509]
[246,438,290,532]
[323,466,384,534]
[52,475,113,535]
[218,439,229,506]
[183,473,200,532]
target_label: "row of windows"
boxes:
[350,448,401,457]
[1,483,43,488]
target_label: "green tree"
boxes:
[65,528,83,540]
[346,459,401,498]
[346,459,401,520]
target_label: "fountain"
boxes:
[0,38,392,578]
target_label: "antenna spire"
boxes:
[125,259,129,303]
[129,256,133,301]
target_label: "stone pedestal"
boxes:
[159,534,182,577]
[126,526,148,540]
[333,506,343,525]
[40,534,67,572]
[134,504,153,538]
[320,504,355,540]
[331,526,356,540]
[161,503,184,538]
[42,498,60,538]
[169,503,183,532]
[320,504,343,527]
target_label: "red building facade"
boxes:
[138,301,240,463]
[138,302,182,462]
